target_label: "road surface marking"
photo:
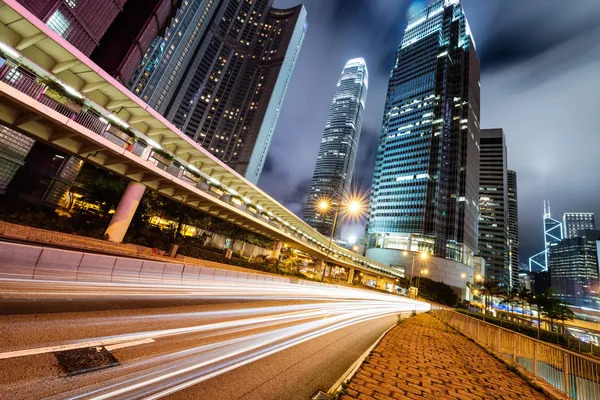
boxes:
[104,338,155,351]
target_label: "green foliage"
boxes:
[151,148,175,162]
[395,275,458,306]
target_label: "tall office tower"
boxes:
[151,1,307,184]
[478,129,509,288]
[365,0,480,265]
[563,213,596,239]
[129,0,219,109]
[507,170,520,286]
[529,200,563,271]
[16,0,178,84]
[304,58,368,237]
[549,230,600,308]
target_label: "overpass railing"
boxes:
[432,308,600,400]
[0,52,396,277]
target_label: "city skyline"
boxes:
[263,0,600,263]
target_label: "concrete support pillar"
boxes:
[271,241,283,259]
[105,181,145,243]
[347,267,355,284]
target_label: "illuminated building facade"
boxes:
[304,58,368,237]
[159,1,307,184]
[529,200,563,272]
[366,0,480,266]
[549,230,600,308]
[478,129,510,288]
[563,212,596,239]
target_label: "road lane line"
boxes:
[105,338,155,351]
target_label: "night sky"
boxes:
[260,0,600,263]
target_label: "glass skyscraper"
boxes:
[549,230,600,308]
[366,0,480,265]
[304,58,368,237]
[130,0,307,184]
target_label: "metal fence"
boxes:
[432,308,600,399]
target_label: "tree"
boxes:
[76,165,127,221]
[500,288,519,321]
[480,280,503,320]
[516,287,535,326]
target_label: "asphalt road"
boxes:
[0,278,428,399]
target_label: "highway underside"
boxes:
[0,278,428,399]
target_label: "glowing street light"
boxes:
[318,198,365,281]
[461,273,467,279]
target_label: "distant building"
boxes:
[529,200,563,271]
[138,0,308,184]
[478,129,510,288]
[304,58,368,237]
[507,170,520,285]
[563,213,596,239]
[549,230,600,308]
[365,0,480,269]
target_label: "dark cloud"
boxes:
[266,0,600,263]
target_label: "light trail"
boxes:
[0,275,429,399]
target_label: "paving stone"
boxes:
[343,314,548,399]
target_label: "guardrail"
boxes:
[432,308,600,399]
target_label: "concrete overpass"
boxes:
[0,0,401,283]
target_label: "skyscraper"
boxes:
[136,0,307,184]
[478,129,509,287]
[366,0,480,266]
[507,170,520,284]
[563,213,596,239]
[129,0,220,111]
[529,201,563,271]
[549,230,600,308]
[304,58,368,237]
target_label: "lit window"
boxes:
[47,10,71,37]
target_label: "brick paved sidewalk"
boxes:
[340,313,548,400]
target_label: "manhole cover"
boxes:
[55,346,120,376]
[311,391,328,400]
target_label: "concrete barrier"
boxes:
[112,258,143,283]
[77,253,117,282]
[34,248,83,281]
[213,268,228,282]
[182,265,201,284]
[199,267,216,281]
[139,261,165,283]
[0,241,42,279]
[0,241,347,291]
[163,263,184,284]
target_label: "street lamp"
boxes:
[417,268,428,289]
[405,251,428,297]
[318,199,363,280]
